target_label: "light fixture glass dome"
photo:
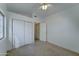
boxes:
[41,3,48,10]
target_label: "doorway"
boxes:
[34,23,40,42]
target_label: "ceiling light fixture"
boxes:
[41,3,48,11]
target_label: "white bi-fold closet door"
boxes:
[13,19,33,48]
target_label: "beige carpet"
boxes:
[7,41,79,56]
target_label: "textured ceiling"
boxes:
[6,3,78,20]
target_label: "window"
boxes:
[0,11,4,40]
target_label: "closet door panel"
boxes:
[25,22,33,44]
[13,20,25,48]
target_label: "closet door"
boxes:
[25,22,33,44]
[13,19,25,48]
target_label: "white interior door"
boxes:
[13,19,25,48]
[40,23,46,41]
[25,22,33,44]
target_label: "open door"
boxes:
[40,23,46,41]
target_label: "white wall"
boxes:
[0,4,7,56]
[7,11,37,50]
[46,5,79,53]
